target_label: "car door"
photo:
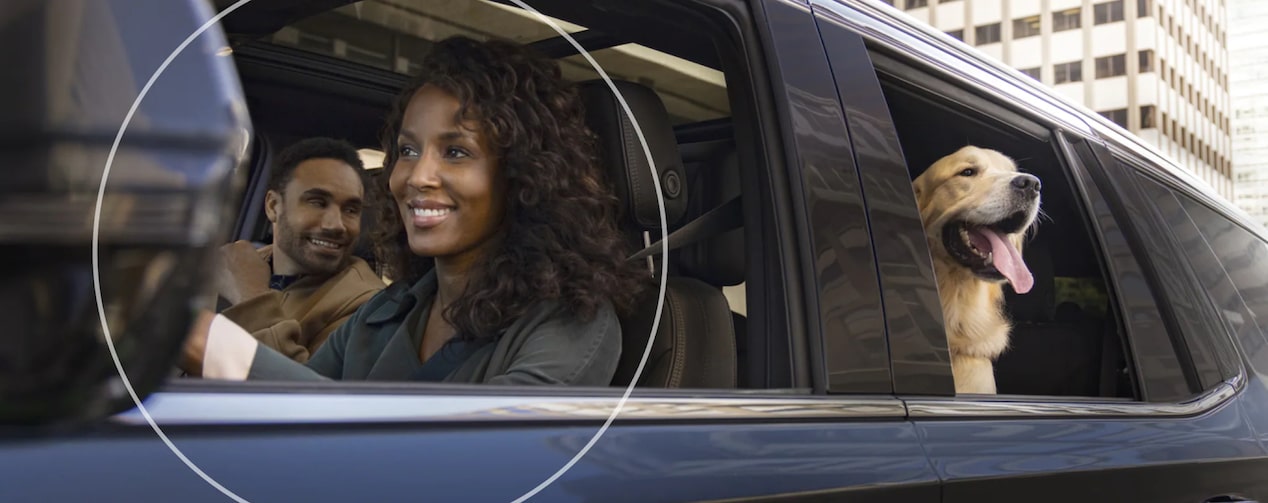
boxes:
[811,1,1268,500]
[1,0,941,502]
[907,133,1268,503]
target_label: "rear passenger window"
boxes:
[1130,173,1256,381]
[868,51,1140,400]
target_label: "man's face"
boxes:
[267,158,364,276]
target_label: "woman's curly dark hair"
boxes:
[370,35,650,342]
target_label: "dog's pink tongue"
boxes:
[981,228,1033,294]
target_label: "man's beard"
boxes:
[275,209,349,277]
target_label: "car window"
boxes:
[1131,171,1256,381]
[864,49,1159,401]
[198,0,802,393]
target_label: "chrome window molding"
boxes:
[906,375,1242,419]
[109,392,907,426]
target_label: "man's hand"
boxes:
[215,240,271,305]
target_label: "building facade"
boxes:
[1230,0,1268,227]
[885,0,1233,200]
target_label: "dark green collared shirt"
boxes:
[245,268,623,386]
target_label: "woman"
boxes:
[184,36,648,386]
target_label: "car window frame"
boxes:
[1082,140,1245,397]
[147,0,915,418]
[816,0,1237,414]
[1098,146,1247,387]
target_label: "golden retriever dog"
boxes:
[912,146,1042,394]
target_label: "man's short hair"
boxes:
[267,137,366,193]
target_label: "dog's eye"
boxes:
[959,167,977,177]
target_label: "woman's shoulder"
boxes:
[513,296,621,340]
[545,296,618,324]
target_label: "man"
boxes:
[215,137,385,363]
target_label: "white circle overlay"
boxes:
[89,0,672,502]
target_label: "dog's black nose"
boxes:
[1011,174,1041,193]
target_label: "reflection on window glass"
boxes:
[273,0,581,73]
[266,0,727,125]
[558,45,729,124]
[1054,277,1109,319]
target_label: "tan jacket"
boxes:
[220,246,385,363]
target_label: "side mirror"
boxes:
[0,0,251,426]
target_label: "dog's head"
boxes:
[912,146,1042,294]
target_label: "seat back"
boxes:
[996,241,1104,396]
[578,79,737,389]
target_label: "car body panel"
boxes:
[8,0,1268,500]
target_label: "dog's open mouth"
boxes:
[940,211,1034,294]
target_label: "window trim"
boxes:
[133,381,908,424]
[906,374,1238,419]
[209,0,813,397]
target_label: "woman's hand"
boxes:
[179,310,216,376]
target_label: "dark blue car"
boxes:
[4,0,1268,501]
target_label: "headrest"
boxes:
[578,80,688,231]
[1006,240,1056,322]
[679,149,745,286]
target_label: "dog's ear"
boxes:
[911,172,928,204]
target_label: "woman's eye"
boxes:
[959,167,977,177]
[444,146,470,159]
[398,145,419,158]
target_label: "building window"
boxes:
[1138,0,1152,17]
[946,29,964,40]
[1095,1,1125,24]
[1020,67,1042,80]
[1013,16,1041,38]
[975,23,1002,44]
[1101,108,1129,128]
[1139,49,1155,72]
[1054,8,1082,31]
[1095,54,1127,78]
[1141,105,1157,129]
[905,0,927,8]
[1054,61,1082,83]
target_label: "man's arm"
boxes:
[219,290,313,362]
[181,311,343,381]
[221,280,381,362]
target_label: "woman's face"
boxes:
[388,84,507,265]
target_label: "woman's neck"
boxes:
[432,259,470,309]
[430,232,503,309]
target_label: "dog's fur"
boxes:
[912,146,1041,394]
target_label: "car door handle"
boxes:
[1203,495,1259,503]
